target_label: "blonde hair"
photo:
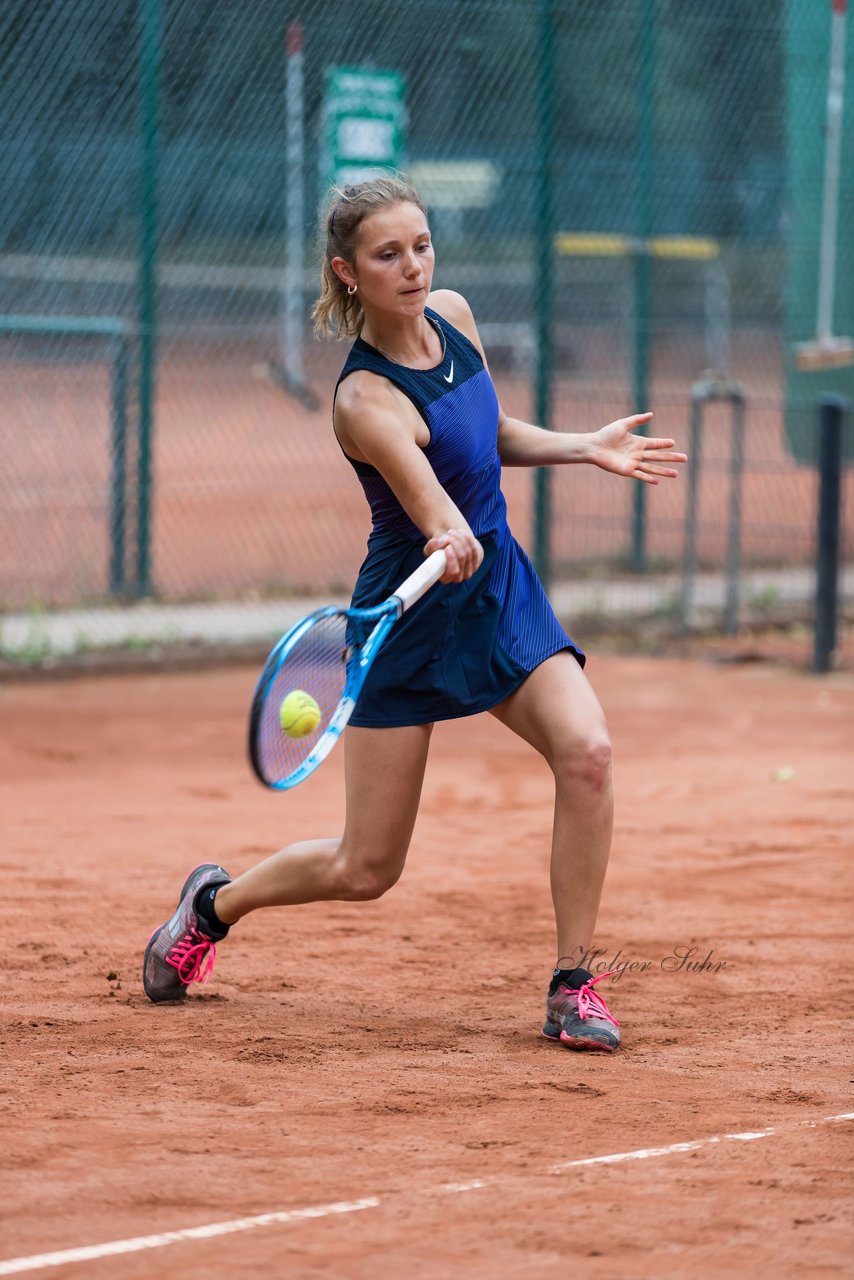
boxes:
[312,175,427,340]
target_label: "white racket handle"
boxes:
[392,548,448,614]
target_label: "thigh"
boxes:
[489,651,608,765]
[339,722,434,879]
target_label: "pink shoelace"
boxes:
[567,971,621,1028]
[165,928,217,987]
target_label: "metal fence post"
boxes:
[110,335,130,595]
[723,388,746,634]
[680,393,704,635]
[680,375,747,635]
[630,0,657,573]
[136,0,161,598]
[533,0,556,590]
[813,394,847,672]
[0,314,131,599]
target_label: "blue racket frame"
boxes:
[248,548,447,790]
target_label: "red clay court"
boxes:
[1,651,851,1276]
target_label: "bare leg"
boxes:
[490,652,613,967]
[214,722,433,924]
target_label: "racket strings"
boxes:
[254,613,352,784]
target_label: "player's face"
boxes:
[349,201,435,317]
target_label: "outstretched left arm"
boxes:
[424,291,686,484]
[497,412,687,485]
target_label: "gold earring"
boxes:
[347,283,357,296]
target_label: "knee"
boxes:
[335,855,404,902]
[553,732,612,795]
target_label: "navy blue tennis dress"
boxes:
[335,305,585,728]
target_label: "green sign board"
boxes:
[322,66,406,189]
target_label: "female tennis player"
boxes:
[143,176,686,1051]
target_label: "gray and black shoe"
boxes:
[143,863,231,1003]
[542,967,621,1052]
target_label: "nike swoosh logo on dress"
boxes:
[443,360,454,384]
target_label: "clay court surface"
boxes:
[1,650,852,1277]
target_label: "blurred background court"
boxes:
[1,0,851,665]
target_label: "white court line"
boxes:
[549,1127,778,1171]
[0,1200,380,1277]
[548,1114,853,1174]
[1,1113,851,1276]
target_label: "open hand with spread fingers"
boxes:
[589,413,688,484]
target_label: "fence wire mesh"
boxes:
[1,0,852,658]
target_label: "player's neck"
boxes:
[361,312,441,369]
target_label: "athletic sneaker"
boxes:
[542,968,621,1052]
[143,863,231,1003]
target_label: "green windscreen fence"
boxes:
[1,0,851,631]
[784,0,854,462]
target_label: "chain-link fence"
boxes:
[1,0,852,658]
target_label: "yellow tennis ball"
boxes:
[279,690,321,739]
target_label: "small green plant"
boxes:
[750,585,781,611]
[126,634,158,653]
[0,602,54,665]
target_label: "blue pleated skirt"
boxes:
[348,525,585,729]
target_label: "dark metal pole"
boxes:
[533,0,556,588]
[679,392,704,635]
[680,375,746,636]
[723,389,746,635]
[813,394,847,672]
[630,0,656,572]
[109,337,129,594]
[136,0,161,597]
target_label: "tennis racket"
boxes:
[248,548,447,789]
